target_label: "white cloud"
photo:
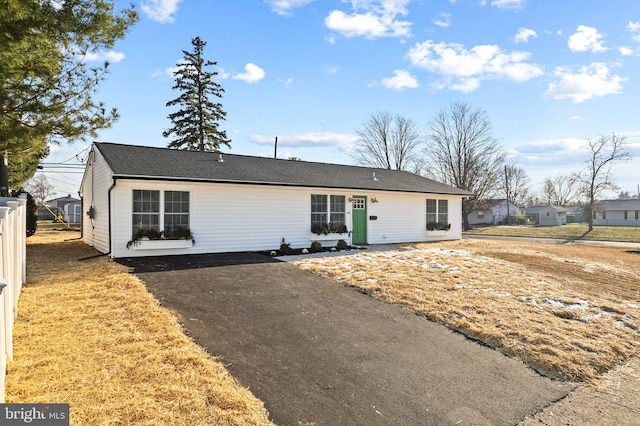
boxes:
[278,77,294,87]
[433,12,451,28]
[628,21,640,32]
[324,0,412,40]
[82,50,125,63]
[489,0,525,9]
[512,138,589,166]
[267,0,315,16]
[628,21,640,43]
[545,62,626,103]
[570,115,583,120]
[514,27,537,44]
[619,46,634,56]
[406,40,543,92]
[232,63,266,83]
[151,59,187,78]
[250,132,358,150]
[377,69,419,90]
[449,78,481,93]
[141,0,182,23]
[568,25,607,53]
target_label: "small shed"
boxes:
[525,205,567,226]
[466,199,520,225]
[64,202,82,223]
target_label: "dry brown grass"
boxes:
[6,231,273,425]
[293,239,640,383]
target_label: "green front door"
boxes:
[351,196,367,245]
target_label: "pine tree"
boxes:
[163,37,230,151]
[1,0,137,187]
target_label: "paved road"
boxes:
[465,233,640,248]
[121,252,572,426]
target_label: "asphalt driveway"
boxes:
[120,252,572,426]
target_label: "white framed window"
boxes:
[132,190,190,236]
[477,210,484,219]
[164,191,190,233]
[132,190,160,234]
[426,199,449,229]
[311,194,328,227]
[330,195,346,226]
[311,194,346,233]
[352,198,365,209]
[438,200,448,224]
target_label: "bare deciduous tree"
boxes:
[541,175,577,206]
[25,174,55,205]
[425,101,506,230]
[574,133,631,231]
[501,164,530,223]
[352,111,421,171]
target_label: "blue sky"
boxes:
[43,0,640,199]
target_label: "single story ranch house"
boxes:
[80,142,472,258]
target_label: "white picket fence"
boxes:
[0,195,27,403]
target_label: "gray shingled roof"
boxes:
[596,199,640,210]
[95,142,472,196]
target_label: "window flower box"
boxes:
[310,232,351,242]
[426,230,449,237]
[127,228,195,250]
[129,239,194,250]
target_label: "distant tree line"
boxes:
[351,101,632,231]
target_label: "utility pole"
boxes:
[274,136,278,159]
[504,165,511,225]
[0,151,9,197]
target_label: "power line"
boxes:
[43,173,80,187]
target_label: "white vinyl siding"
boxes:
[367,193,462,243]
[83,179,462,257]
[105,180,464,258]
[80,148,113,253]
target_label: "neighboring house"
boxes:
[38,194,80,222]
[593,199,640,226]
[465,199,520,225]
[80,142,472,258]
[525,205,567,226]
[47,194,80,210]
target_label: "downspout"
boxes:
[78,191,83,240]
[106,177,117,257]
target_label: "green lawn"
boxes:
[465,223,640,242]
